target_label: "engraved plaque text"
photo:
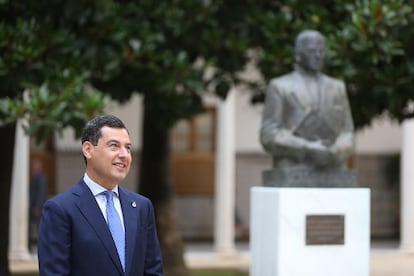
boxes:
[306,215,345,245]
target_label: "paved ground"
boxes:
[10,241,414,275]
[370,251,414,276]
[369,241,414,276]
[185,241,414,276]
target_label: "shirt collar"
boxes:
[83,173,119,197]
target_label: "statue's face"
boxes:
[296,35,325,73]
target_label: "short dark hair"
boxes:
[81,115,128,164]
[81,114,128,146]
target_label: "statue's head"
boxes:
[294,30,325,73]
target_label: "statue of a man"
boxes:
[260,30,354,171]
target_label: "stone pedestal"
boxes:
[401,119,414,251]
[263,165,357,187]
[250,187,370,276]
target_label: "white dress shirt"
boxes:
[83,173,125,230]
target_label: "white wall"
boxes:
[56,89,402,156]
[355,116,401,154]
[234,90,264,153]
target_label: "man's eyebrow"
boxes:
[106,139,132,147]
[106,139,120,145]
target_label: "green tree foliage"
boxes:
[0,1,108,136]
[0,1,108,274]
[248,0,414,128]
[1,1,414,275]
[0,76,107,142]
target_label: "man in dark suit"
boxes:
[38,115,163,276]
[260,30,354,170]
[29,158,47,253]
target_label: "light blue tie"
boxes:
[104,191,125,271]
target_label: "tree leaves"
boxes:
[2,0,414,135]
[0,74,107,143]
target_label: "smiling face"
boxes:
[82,126,132,190]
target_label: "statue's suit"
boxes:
[260,70,354,168]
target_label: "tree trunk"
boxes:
[138,100,190,276]
[0,124,16,276]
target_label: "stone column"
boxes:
[9,120,31,260]
[214,90,236,254]
[400,118,414,252]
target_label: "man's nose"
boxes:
[118,147,130,156]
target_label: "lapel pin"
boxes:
[132,201,137,208]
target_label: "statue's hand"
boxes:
[306,139,326,152]
[305,140,335,168]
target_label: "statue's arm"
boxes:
[327,82,355,166]
[260,82,326,160]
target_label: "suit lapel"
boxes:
[291,72,313,112]
[74,181,125,275]
[318,75,328,115]
[119,187,139,276]
[292,71,326,113]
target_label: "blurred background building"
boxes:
[32,90,401,242]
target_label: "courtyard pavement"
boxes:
[10,240,414,276]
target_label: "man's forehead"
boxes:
[100,126,130,141]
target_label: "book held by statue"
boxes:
[293,109,337,146]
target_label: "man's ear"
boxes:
[82,141,93,160]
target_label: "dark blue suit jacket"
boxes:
[38,179,163,276]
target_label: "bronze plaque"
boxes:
[306,215,345,245]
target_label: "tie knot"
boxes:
[103,190,114,201]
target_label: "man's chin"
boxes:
[113,173,128,183]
